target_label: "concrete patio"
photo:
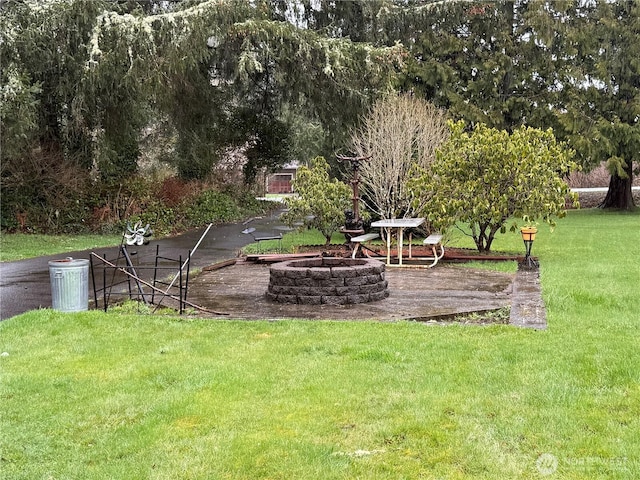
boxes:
[186,259,546,327]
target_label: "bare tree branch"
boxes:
[349,94,449,220]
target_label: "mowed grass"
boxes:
[1,209,639,479]
[241,228,347,255]
[0,233,123,262]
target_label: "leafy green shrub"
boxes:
[0,149,92,234]
[1,165,275,236]
[281,157,351,245]
[127,201,183,237]
[409,121,579,252]
[185,190,242,225]
[235,191,274,217]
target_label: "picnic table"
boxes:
[370,217,425,266]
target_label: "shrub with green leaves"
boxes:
[185,190,242,225]
[282,156,351,245]
[409,121,579,252]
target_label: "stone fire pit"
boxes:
[267,257,389,305]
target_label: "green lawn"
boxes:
[0,233,123,262]
[1,209,639,479]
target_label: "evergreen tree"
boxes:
[398,0,638,209]
[555,1,639,210]
[1,0,405,229]
[399,1,571,130]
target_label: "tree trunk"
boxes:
[599,161,635,210]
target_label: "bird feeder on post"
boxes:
[337,153,371,240]
[519,226,539,269]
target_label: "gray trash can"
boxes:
[49,258,90,312]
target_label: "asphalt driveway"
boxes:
[0,211,286,320]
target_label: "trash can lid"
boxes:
[48,257,90,267]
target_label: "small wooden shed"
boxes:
[266,162,299,194]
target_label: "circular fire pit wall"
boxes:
[267,257,389,304]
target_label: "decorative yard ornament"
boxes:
[124,221,153,246]
[337,153,371,236]
[520,226,539,269]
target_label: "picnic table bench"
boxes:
[421,234,445,267]
[349,232,380,259]
[242,227,283,252]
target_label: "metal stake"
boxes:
[151,223,213,313]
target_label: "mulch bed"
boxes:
[294,244,523,262]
